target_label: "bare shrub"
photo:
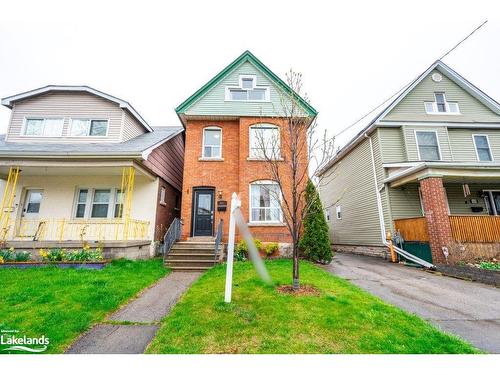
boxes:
[447,241,500,264]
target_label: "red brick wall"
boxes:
[419,177,452,263]
[180,117,307,244]
[154,179,181,241]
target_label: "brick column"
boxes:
[419,177,452,263]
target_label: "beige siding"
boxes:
[448,129,500,162]
[6,92,124,143]
[384,69,500,123]
[122,110,146,141]
[319,138,383,246]
[378,127,406,163]
[403,125,452,161]
[388,184,423,220]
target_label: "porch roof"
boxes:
[0,126,182,159]
[383,162,500,187]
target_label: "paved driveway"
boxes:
[324,253,500,353]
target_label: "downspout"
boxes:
[366,133,386,245]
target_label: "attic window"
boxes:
[226,75,269,102]
[424,92,460,114]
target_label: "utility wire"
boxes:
[332,20,488,139]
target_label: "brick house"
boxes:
[175,51,317,248]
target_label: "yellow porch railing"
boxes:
[10,218,150,242]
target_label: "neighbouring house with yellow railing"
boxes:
[318,60,500,265]
[0,86,184,259]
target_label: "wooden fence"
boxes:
[393,217,429,242]
[449,215,500,243]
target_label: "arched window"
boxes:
[249,180,282,223]
[202,126,222,158]
[249,124,280,159]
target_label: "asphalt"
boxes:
[66,272,201,354]
[324,253,500,353]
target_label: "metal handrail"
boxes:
[214,219,223,263]
[162,217,182,261]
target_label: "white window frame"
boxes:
[201,126,222,159]
[249,124,281,159]
[68,118,110,137]
[73,187,121,219]
[225,74,270,102]
[472,134,494,162]
[415,130,442,161]
[22,117,64,137]
[336,206,341,220]
[423,92,460,115]
[248,180,283,224]
[160,186,167,206]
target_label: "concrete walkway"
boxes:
[324,253,500,353]
[66,272,201,354]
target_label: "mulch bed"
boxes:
[435,264,500,287]
[276,285,321,296]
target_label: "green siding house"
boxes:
[318,61,500,264]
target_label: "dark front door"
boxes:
[193,188,214,236]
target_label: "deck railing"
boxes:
[393,217,429,242]
[449,215,500,243]
[5,218,150,242]
[161,217,182,259]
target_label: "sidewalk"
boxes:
[66,272,201,354]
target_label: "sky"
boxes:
[1,0,499,149]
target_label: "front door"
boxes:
[193,188,214,236]
[20,189,43,237]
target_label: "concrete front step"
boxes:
[169,266,213,272]
[168,252,215,260]
[171,242,218,250]
[165,259,216,268]
[187,236,216,242]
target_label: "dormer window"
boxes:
[226,75,270,102]
[70,119,108,137]
[23,118,64,137]
[424,93,460,114]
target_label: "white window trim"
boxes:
[248,180,283,224]
[225,74,270,102]
[21,117,65,137]
[201,126,223,159]
[472,134,494,162]
[336,205,341,220]
[72,187,121,219]
[414,130,442,161]
[68,118,110,137]
[249,123,281,159]
[160,186,167,206]
[423,93,460,115]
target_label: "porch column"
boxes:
[419,177,452,264]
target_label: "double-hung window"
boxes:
[226,75,269,101]
[70,119,108,136]
[74,188,122,219]
[249,181,282,223]
[416,131,441,161]
[473,135,493,162]
[424,92,460,114]
[202,127,222,158]
[24,118,64,137]
[249,124,280,159]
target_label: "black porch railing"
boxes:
[162,217,182,261]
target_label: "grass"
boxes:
[147,259,478,354]
[0,258,168,353]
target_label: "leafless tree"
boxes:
[253,69,335,290]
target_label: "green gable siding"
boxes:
[448,129,500,162]
[186,61,286,117]
[319,138,383,246]
[383,69,500,123]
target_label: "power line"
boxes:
[332,20,488,139]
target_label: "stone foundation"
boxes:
[5,240,153,260]
[333,244,389,259]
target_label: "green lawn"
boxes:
[147,259,478,354]
[0,259,168,353]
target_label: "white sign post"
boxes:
[224,192,240,303]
